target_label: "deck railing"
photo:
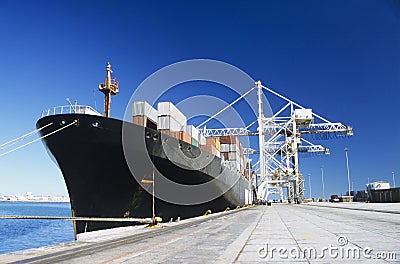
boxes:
[41,105,101,117]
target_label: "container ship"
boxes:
[367,181,400,203]
[36,63,257,235]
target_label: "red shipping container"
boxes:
[219,135,238,144]
[178,131,191,144]
[132,116,146,127]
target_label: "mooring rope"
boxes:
[0,122,53,151]
[0,120,77,158]
[0,215,153,223]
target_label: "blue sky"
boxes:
[0,0,399,198]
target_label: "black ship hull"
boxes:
[36,114,255,234]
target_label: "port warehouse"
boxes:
[132,101,253,180]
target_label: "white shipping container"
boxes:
[199,133,206,145]
[157,116,183,131]
[229,144,239,152]
[220,144,230,152]
[228,152,237,160]
[132,101,158,122]
[157,102,187,125]
[182,125,199,142]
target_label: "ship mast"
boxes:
[98,62,119,117]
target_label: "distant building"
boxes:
[366,181,390,191]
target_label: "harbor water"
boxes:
[0,202,74,254]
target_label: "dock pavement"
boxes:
[2,202,399,263]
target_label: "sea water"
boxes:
[0,202,75,254]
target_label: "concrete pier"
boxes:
[2,203,399,263]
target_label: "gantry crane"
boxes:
[199,81,352,203]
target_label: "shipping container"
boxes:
[206,137,221,151]
[159,129,179,139]
[220,144,230,152]
[157,102,187,125]
[178,131,191,144]
[221,152,229,161]
[228,152,237,161]
[158,130,191,144]
[157,116,184,131]
[219,135,239,144]
[199,133,206,145]
[183,125,199,142]
[132,116,146,127]
[201,144,218,156]
[132,116,157,130]
[229,144,239,152]
[132,101,158,123]
[191,138,199,147]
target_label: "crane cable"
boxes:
[0,120,77,158]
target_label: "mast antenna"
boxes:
[98,62,119,117]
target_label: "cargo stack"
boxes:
[157,102,191,143]
[132,101,158,129]
[157,102,187,131]
[132,101,251,176]
[201,137,221,158]
[218,135,249,177]
[182,125,200,147]
[198,133,206,145]
[219,135,242,172]
[244,161,252,180]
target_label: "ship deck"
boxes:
[2,203,399,263]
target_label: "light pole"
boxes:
[392,172,396,188]
[344,148,351,196]
[321,166,325,200]
[308,173,312,200]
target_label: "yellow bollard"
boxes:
[203,209,212,216]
